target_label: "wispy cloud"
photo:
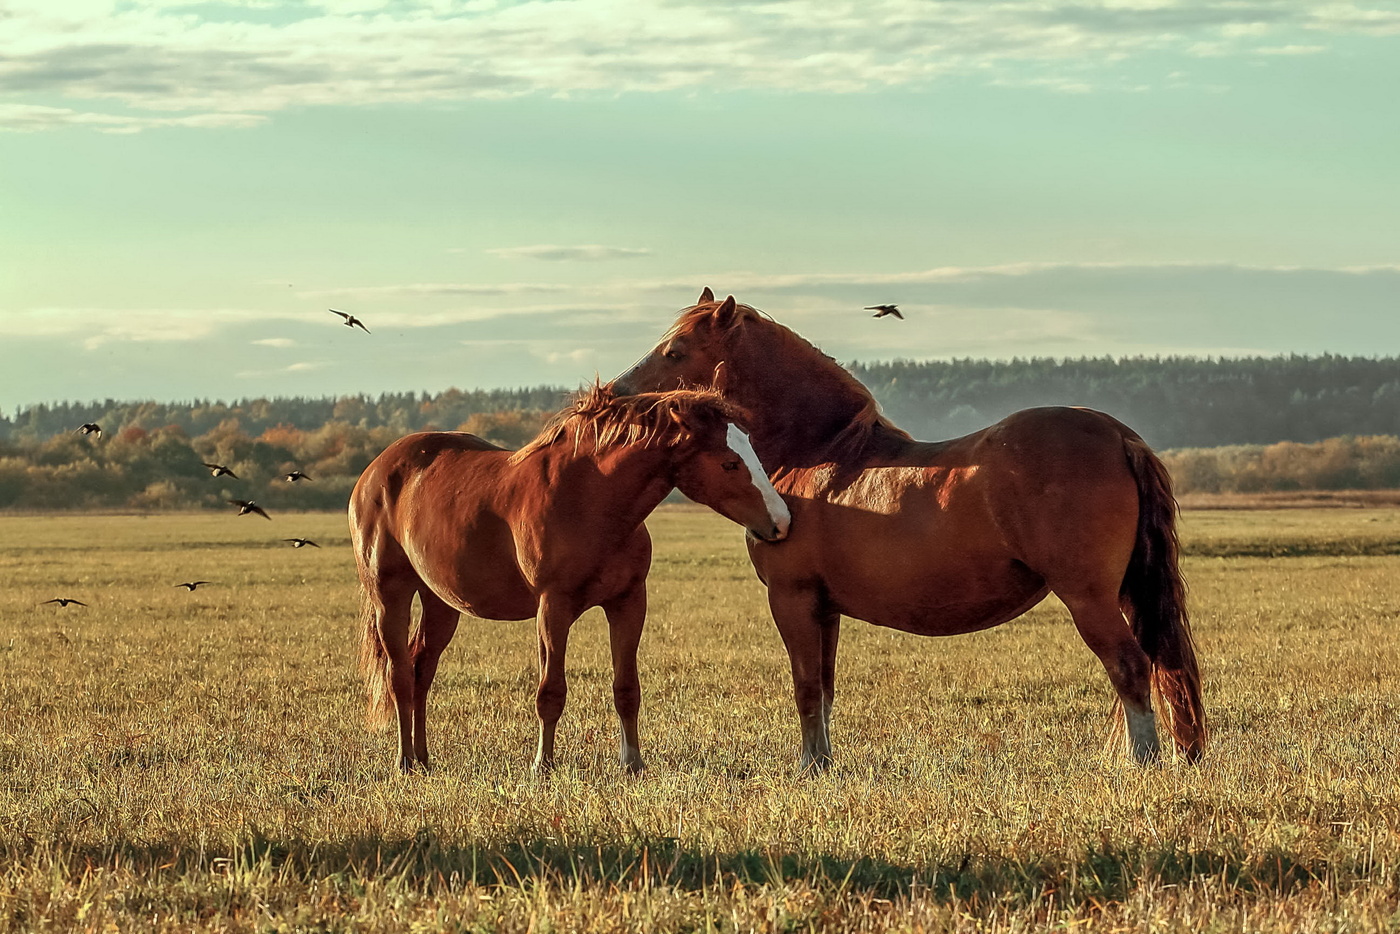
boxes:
[14,262,1399,342]
[486,245,652,262]
[236,360,331,379]
[305,283,571,299]
[0,308,296,345]
[2,1,1396,131]
[0,103,265,134]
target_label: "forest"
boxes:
[3,355,1399,510]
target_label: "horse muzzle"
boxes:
[747,520,789,543]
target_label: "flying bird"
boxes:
[75,423,103,438]
[329,309,370,333]
[283,537,320,548]
[228,499,271,520]
[284,470,313,482]
[174,581,212,591]
[40,598,87,607]
[865,304,903,319]
[202,462,239,479]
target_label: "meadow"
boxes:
[0,507,1397,932]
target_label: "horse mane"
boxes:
[669,299,911,461]
[509,383,738,464]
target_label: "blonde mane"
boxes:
[510,383,739,464]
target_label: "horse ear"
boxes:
[668,404,698,435]
[698,286,715,304]
[713,295,738,329]
[712,360,730,394]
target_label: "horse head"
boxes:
[663,393,790,543]
[610,288,753,397]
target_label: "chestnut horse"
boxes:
[352,385,790,774]
[611,290,1205,770]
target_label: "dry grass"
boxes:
[1,507,1398,932]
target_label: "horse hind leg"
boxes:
[409,588,460,771]
[1058,589,1161,764]
[363,572,421,773]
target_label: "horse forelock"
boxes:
[509,384,739,464]
[668,300,909,461]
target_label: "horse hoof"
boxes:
[532,758,556,776]
[621,758,646,776]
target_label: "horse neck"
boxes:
[537,441,675,532]
[729,338,876,467]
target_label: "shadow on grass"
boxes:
[6,830,1366,907]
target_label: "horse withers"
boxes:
[351,385,789,775]
[611,290,1205,770]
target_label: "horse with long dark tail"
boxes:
[612,290,1206,770]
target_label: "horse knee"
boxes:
[611,681,641,718]
[792,681,825,716]
[536,682,567,723]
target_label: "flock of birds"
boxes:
[37,313,377,607]
[44,303,902,608]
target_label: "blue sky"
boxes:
[2,0,1398,406]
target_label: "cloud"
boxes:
[539,348,597,365]
[0,103,265,134]
[486,245,652,262]
[252,337,295,348]
[305,282,571,299]
[2,1,1395,131]
[236,360,331,378]
[1253,44,1329,55]
[0,308,297,346]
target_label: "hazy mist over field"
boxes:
[2,1,1399,405]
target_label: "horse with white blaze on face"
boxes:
[610,289,1205,772]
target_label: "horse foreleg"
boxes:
[410,590,460,771]
[1060,590,1161,764]
[603,585,646,774]
[532,594,578,774]
[769,584,837,773]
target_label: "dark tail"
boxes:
[1120,436,1207,762]
[357,571,396,731]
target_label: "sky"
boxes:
[2,0,1398,407]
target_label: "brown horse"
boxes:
[351,385,790,774]
[611,290,1205,770]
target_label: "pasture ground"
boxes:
[0,507,1397,932]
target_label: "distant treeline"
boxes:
[5,354,1400,510]
[0,410,552,512]
[850,354,1400,449]
[0,387,569,445]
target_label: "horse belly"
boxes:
[828,579,1052,638]
[403,524,537,621]
[773,492,1049,636]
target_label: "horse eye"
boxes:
[664,349,684,361]
[722,461,740,471]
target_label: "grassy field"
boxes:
[0,506,1398,932]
